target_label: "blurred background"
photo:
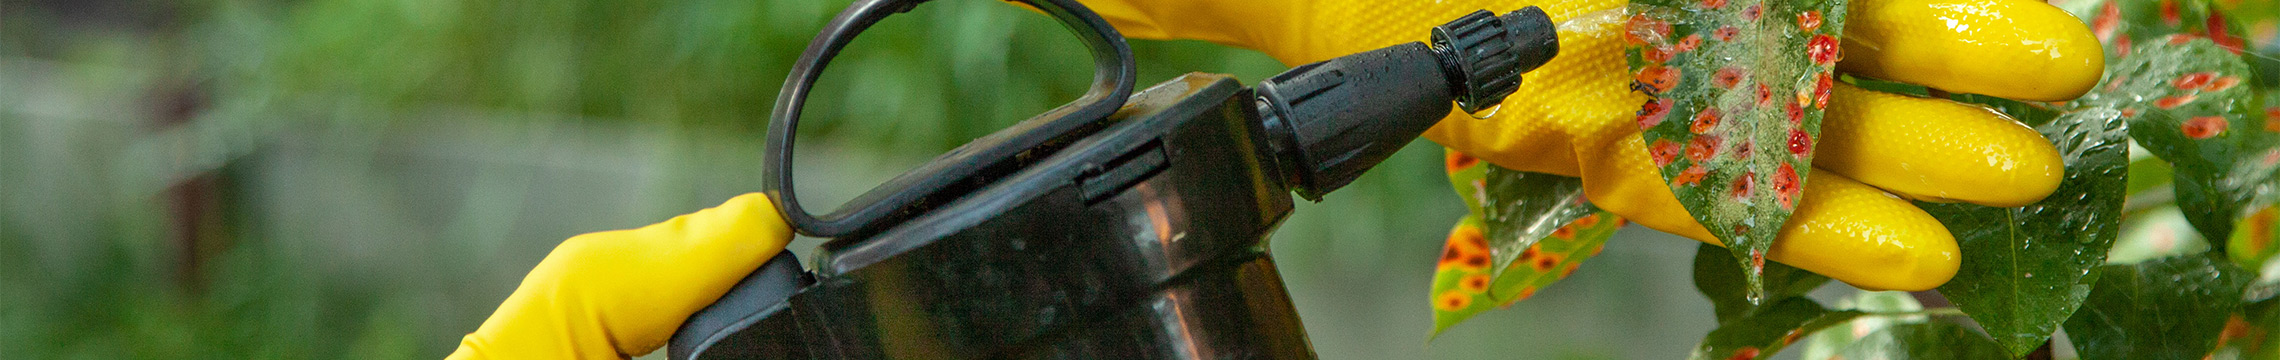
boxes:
[1,0,1721,358]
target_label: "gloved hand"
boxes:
[447,193,792,359]
[1077,0,2101,291]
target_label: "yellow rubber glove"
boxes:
[447,193,793,360]
[1079,0,2101,291]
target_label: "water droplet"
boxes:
[1746,291,1765,305]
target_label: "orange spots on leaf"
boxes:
[2174,72,2215,89]
[1714,26,1740,42]
[1573,214,1602,228]
[2092,2,2121,42]
[1639,98,1674,129]
[1729,347,1761,360]
[1519,245,1541,262]
[1676,34,1704,53]
[1806,35,1841,66]
[1687,135,1723,162]
[1552,226,1577,240]
[1773,163,1800,209]
[1645,45,1676,63]
[1436,291,1474,311]
[1637,66,1681,93]
[1743,4,1762,21]
[2208,76,2241,92]
[1714,67,1746,89]
[2183,116,2228,139]
[1461,274,1492,293]
[1797,11,1823,32]
[2208,13,2246,54]
[1624,15,1670,45]
[1532,254,1561,271]
[1731,171,1756,200]
[1812,72,1833,109]
[1785,98,1805,125]
[1650,139,1684,167]
[1787,129,1813,157]
[1757,84,1775,109]
[2169,34,2200,45]
[1692,107,1723,134]
[2242,208,2275,256]
[1446,151,1481,172]
[1560,261,1582,278]
[2161,0,2181,26]
[2157,94,2198,109]
[1701,0,1727,10]
[1675,165,1709,187]
[1750,249,1766,271]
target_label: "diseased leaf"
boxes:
[1833,322,2011,360]
[1688,298,1861,360]
[1693,243,1828,323]
[2060,0,2256,59]
[2210,298,2280,360]
[2235,205,2280,272]
[2075,37,2277,249]
[1427,212,1623,337]
[1627,0,1848,301]
[2064,254,2253,360]
[1920,107,2130,356]
[1442,150,1599,280]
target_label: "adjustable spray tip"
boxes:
[1431,6,1560,114]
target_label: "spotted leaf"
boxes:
[1444,150,1606,280]
[2075,38,2275,250]
[1427,211,1623,338]
[1627,0,1846,299]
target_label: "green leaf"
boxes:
[1920,106,2130,356]
[2126,154,2177,198]
[1833,322,2011,360]
[2064,254,2254,360]
[1627,0,1848,301]
[1427,211,1624,337]
[1693,243,1828,323]
[1688,298,1862,360]
[2074,38,2275,248]
[1443,150,1599,280]
[1796,291,1929,360]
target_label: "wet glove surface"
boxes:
[447,193,792,360]
[1079,0,2101,291]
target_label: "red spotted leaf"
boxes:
[1428,211,1623,338]
[1627,0,1846,301]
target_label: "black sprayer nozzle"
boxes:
[1433,7,1558,113]
[1256,7,1559,200]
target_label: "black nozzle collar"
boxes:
[1431,6,1558,113]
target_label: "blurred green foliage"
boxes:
[2,0,1716,358]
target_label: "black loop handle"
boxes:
[763,0,1137,238]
